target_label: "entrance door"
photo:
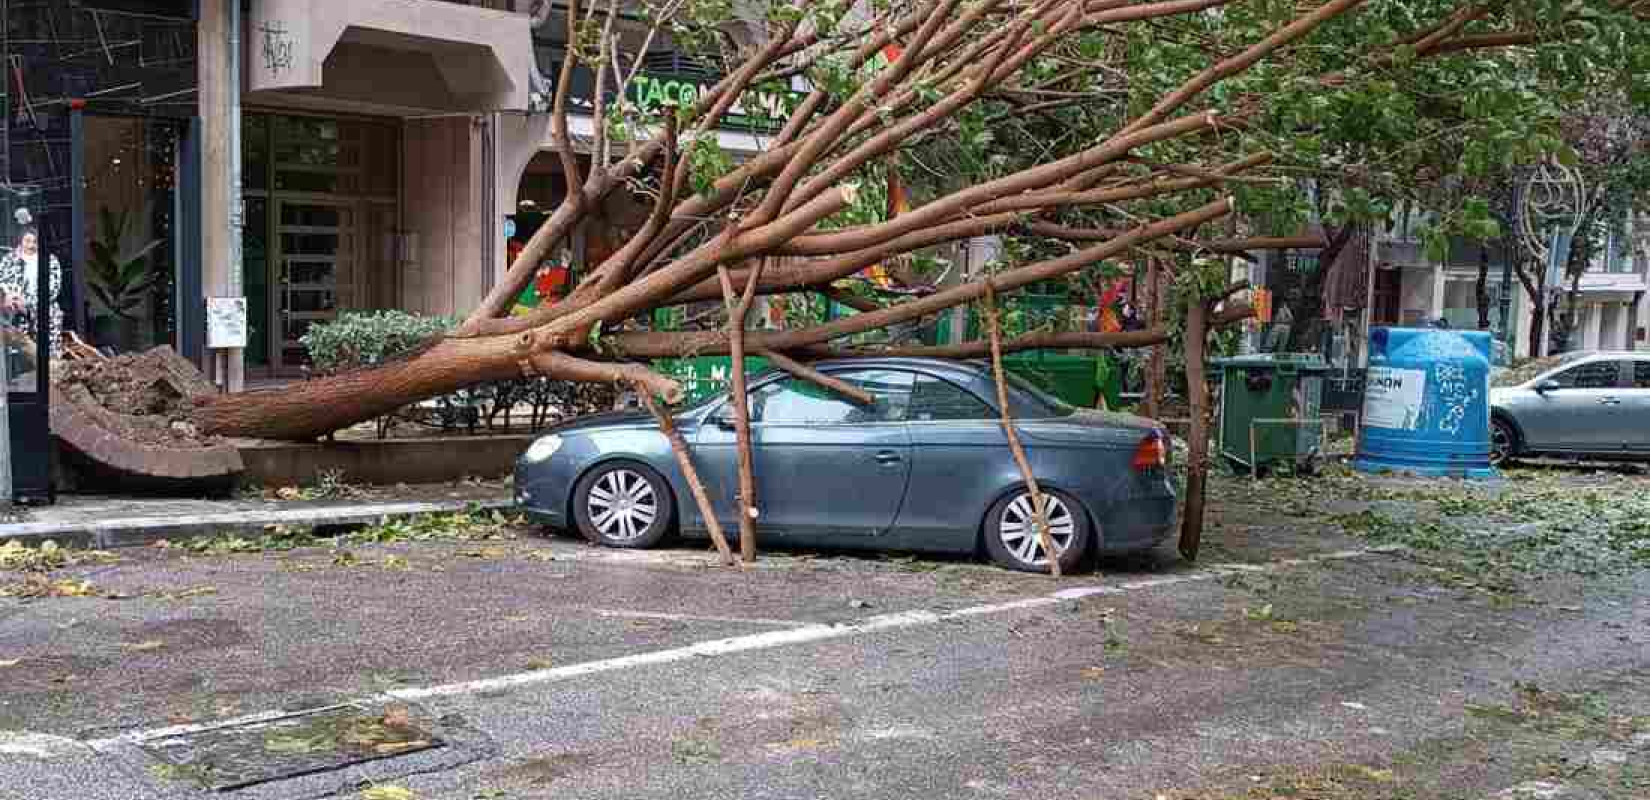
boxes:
[272,200,357,371]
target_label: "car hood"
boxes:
[547,410,655,434]
[1488,386,1519,406]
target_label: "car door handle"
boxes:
[1599,397,1622,405]
[874,450,903,464]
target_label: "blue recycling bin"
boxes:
[1353,327,1496,479]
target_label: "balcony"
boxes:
[247,0,534,115]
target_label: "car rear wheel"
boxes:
[573,462,674,548]
[1490,417,1518,466]
[983,488,1089,574]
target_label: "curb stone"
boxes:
[0,499,514,551]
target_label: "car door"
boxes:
[1520,359,1628,452]
[890,373,1017,550]
[694,368,914,541]
[1629,360,1650,453]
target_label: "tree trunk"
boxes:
[1528,292,1546,359]
[1143,257,1166,418]
[1475,244,1491,330]
[1282,223,1354,351]
[1177,298,1211,562]
[719,265,763,563]
[193,336,523,440]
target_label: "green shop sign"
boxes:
[626,74,799,133]
[537,50,799,135]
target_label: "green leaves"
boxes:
[300,311,456,375]
[684,137,733,199]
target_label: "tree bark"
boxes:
[1178,297,1211,562]
[719,264,765,563]
[1143,257,1166,418]
[1475,243,1491,330]
[761,350,875,405]
[638,390,735,565]
[984,283,1061,577]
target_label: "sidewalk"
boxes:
[0,484,515,550]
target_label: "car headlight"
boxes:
[522,435,563,464]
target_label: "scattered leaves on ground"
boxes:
[0,539,117,571]
[359,787,418,800]
[346,507,523,545]
[0,575,102,599]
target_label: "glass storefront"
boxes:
[80,116,186,352]
[241,112,400,374]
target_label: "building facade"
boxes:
[0,0,792,390]
[1371,207,1648,359]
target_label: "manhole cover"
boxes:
[138,703,443,791]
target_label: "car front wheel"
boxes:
[572,462,674,548]
[1490,417,1518,466]
[984,488,1089,574]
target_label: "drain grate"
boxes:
[138,703,444,791]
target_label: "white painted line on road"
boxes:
[86,546,1394,747]
[583,608,812,628]
[386,548,1387,702]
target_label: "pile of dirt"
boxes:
[53,347,222,449]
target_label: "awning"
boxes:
[247,0,533,114]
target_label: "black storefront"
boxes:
[3,0,199,502]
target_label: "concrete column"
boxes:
[199,0,244,391]
[1583,302,1603,351]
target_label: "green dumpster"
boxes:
[1214,353,1330,473]
[1004,353,1100,408]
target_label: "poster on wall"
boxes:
[206,297,248,349]
[1362,366,1426,430]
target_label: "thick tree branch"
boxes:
[760,350,875,405]
[638,390,735,565]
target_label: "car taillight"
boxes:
[1132,429,1167,471]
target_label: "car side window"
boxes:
[909,375,994,421]
[1635,361,1650,390]
[749,369,914,424]
[1550,361,1622,389]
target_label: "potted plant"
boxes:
[86,207,163,352]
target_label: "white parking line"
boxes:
[583,608,811,627]
[87,547,1390,748]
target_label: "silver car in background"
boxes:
[1489,351,1650,465]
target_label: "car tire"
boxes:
[983,487,1090,574]
[1490,416,1519,466]
[572,461,675,549]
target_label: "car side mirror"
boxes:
[711,409,737,429]
[1535,379,1561,394]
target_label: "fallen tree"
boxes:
[64,0,1641,566]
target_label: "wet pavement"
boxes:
[1,468,1646,799]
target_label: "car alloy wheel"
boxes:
[997,492,1077,568]
[1490,418,1515,465]
[584,468,659,543]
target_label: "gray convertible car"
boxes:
[515,357,1175,572]
[1490,351,1650,465]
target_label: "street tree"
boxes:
[69,0,1650,565]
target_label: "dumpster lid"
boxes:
[1212,353,1330,371]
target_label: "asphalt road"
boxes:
[1,497,1647,800]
